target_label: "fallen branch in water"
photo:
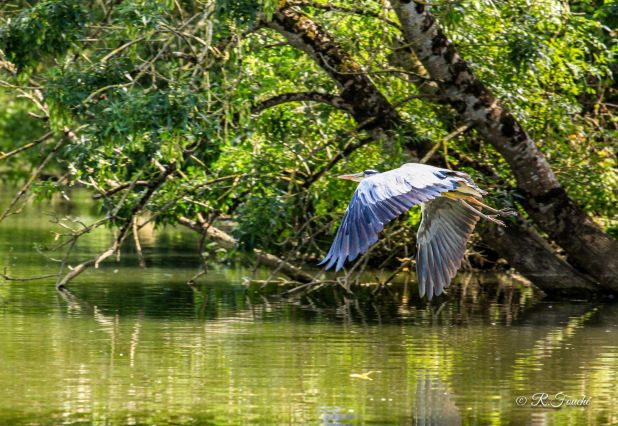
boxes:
[56,161,176,289]
[178,216,316,284]
[0,267,60,282]
[279,280,340,296]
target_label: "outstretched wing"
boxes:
[319,164,466,271]
[416,197,479,300]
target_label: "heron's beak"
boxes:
[338,172,363,181]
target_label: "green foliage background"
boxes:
[0,0,616,266]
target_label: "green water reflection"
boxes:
[0,193,617,425]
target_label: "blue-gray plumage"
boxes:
[319,163,516,299]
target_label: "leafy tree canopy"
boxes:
[0,0,615,274]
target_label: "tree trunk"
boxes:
[392,0,618,290]
[267,7,400,132]
[479,220,599,297]
[387,41,602,295]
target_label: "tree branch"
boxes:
[266,5,402,132]
[286,1,401,30]
[0,135,65,224]
[92,181,150,199]
[178,216,315,284]
[252,91,353,114]
[0,131,53,162]
[56,163,176,289]
[303,135,373,188]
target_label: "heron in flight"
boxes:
[319,163,516,299]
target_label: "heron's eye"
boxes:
[363,169,379,175]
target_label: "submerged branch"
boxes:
[178,216,316,284]
[0,268,60,282]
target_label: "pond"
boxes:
[0,192,616,425]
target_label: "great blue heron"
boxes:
[319,163,516,299]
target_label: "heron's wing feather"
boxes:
[416,197,479,300]
[319,165,467,272]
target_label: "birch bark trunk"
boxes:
[392,0,618,290]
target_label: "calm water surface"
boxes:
[0,193,617,425]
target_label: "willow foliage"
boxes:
[0,0,615,268]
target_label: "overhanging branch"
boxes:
[286,1,401,30]
[266,5,402,132]
[252,91,353,114]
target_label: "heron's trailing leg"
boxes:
[466,197,517,217]
[445,192,517,217]
[459,200,506,226]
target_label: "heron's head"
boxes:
[337,169,379,182]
